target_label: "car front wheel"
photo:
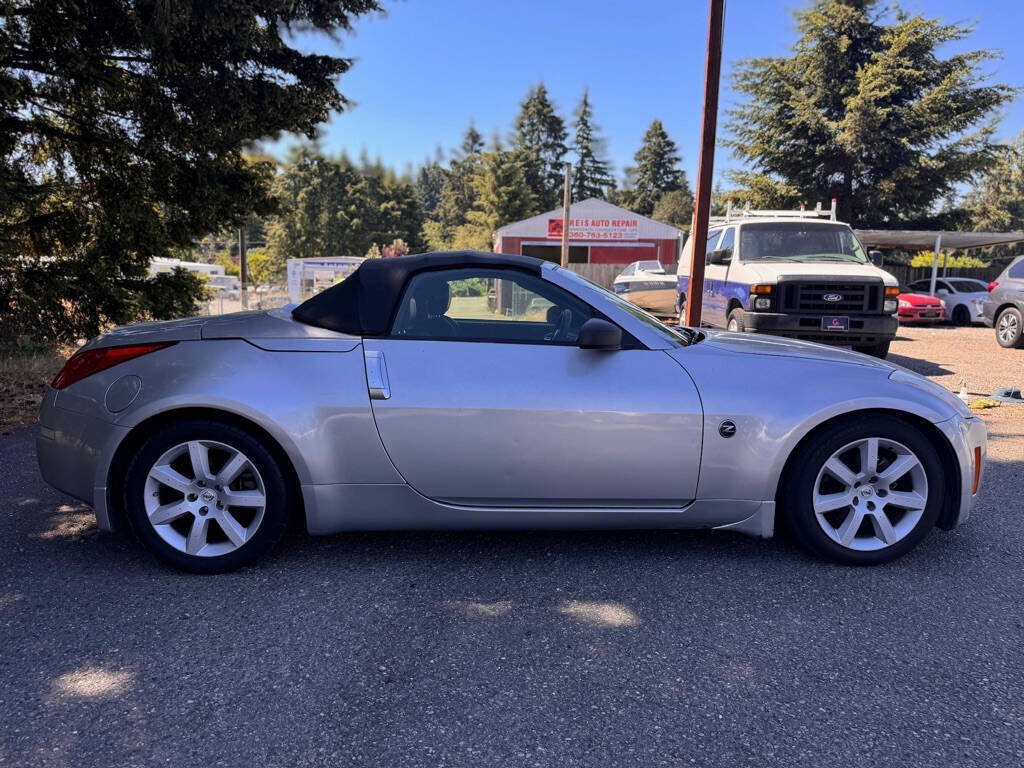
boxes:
[995,306,1024,348]
[123,419,292,573]
[782,414,944,565]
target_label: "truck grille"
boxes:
[780,281,883,314]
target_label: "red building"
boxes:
[493,198,683,265]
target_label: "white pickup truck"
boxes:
[675,204,900,358]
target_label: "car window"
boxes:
[390,267,595,344]
[718,227,735,255]
[949,279,986,293]
[934,280,951,292]
[1008,259,1024,279]
[620,263,636,277]
[705,229,723,256]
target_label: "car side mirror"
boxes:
[707,248,732,265]
[869,250,884,267]
[936,288,949,295]
[577,318,622,350]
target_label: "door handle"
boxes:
[364,350,391,400]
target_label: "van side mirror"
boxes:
[577,318,622,350]
[707,248,732,265]
[869,250,884,267]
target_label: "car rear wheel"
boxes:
[951,304,970,326]
[782,414,943,565]
[995,307,1024,348]
[123,419,291,573]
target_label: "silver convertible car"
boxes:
[38,251,986,572]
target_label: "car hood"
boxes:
[899,293,942,307]
[695,330,897,370]
[84,308,356,350]
[742,262,897,285]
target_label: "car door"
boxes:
[362,266,703,507]
[711,227,738,326]
[701,228,725,326]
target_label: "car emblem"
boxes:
[718,420,737,438]
[823,293,843,302]
[200,490,216,503]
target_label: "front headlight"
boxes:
[889,369,971,418]
[754,296,771,310]
[897,299,911,309]
[885,299,899,313]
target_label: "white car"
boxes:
[907,278,989,326]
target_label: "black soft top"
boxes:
[291,250,546,336]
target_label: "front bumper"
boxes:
[898,307,945,323]
[36,389,129,531]
[936,414,987,528]
[742,312,898,345]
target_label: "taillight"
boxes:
[51,342,176,390]
[988,281,999,293]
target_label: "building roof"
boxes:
[291,251,544,336]
[855,230,1024,251]
[494,197,684,240]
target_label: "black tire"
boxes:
[995,306,1024,349]
[781,414,944,566]
[854,340,891,359]
[726,308,745,332]
[123,419,292,573]
[951,304,970,327]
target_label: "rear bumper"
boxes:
[36,389,128,531]
[742,312,898,345]
[936,415,987,529]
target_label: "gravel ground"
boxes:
[1,325,1022,768]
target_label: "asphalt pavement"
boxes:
[1,425,1022,767]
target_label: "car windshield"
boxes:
[636,260,663,273]
[555,267,700,347]
[740,222,868,264]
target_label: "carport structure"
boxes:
[855,230,1024,294]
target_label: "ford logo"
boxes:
[823,293,843,302]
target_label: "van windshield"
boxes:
[740,222,868,264]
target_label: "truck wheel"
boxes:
[854,340,891,359]
[726,308,745,332]
[995,307,1024,348]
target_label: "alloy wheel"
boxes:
[812,437,928,552]
[997,311,1019,344]
[143,440,267,557]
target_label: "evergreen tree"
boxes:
[652,190,694,231]
[415,156,447,219]
[965,130,1024,258]
[0,0,383,344]
[513,84,568,210]
[727,0,1014,226]
[454,151,536,251]
[571,90,615,201]
[621,120,690,216]
[424,125,485,250]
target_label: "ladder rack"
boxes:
[710,198,838,225]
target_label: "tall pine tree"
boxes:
[571,90,614,201]
[454,150,536,251]
[727,0,1014,226]
[513,84,568,211]
[423,125,486,250]
[621,120,689,216]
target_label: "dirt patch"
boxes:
[888,324,1023,462]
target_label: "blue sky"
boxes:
[269,0,1024,188]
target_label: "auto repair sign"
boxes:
[547,217,639,241]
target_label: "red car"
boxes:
[897,288,946,324]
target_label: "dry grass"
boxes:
[0,350,67,434]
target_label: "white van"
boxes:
[675,204,900,358]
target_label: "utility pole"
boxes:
[238,226,248,310]
[685,0,725,327]
[561,164,572,268]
